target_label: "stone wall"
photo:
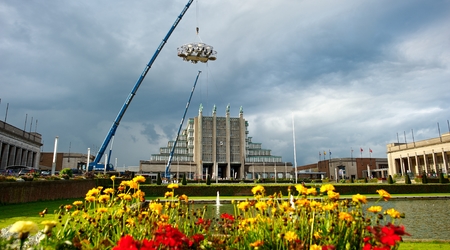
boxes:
[0,179,112,204]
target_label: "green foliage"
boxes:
[156,172,162,185]
[422,172,428,184]
[182,174,187,185]
[206,174,211,185]
[388,175,394,184]
[364,177,368,183]
[438,173,448,183]
[350,177,354,183]
[405,174,411,184]
[60,168,73,178]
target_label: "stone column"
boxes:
[414,152,419,174]
[442,148,448,174]
[432,149,437,173]
[423,151,428,173]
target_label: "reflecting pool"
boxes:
[200,199,450,240]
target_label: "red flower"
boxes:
[113,235,138,250]
[220,213,235,222]
[380,226,401,246]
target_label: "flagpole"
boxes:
[292,114,298,184]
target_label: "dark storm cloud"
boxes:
[1,0,449,167]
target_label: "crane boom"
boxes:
[89,0,194,171]
[165,71,202,179]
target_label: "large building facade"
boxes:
[297,157,388,180]
[140,105,291,180]
[0,120,42,169]
[387,133,450,177]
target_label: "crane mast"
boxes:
[89,0,194,171]
[165,70,202,179]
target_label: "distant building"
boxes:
[0,120,42,170]
[140,105,292,180]
[296,157,388,180]
[39,152,94,171]
[387,133,450,177]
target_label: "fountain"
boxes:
[216,191,221,206]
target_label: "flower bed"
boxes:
[0,176,409,249]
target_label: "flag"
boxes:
[319,152,321,156]
[323,151,326,155]
[369,148,373,153]
[329,150,332,155]
[360,148,363,152]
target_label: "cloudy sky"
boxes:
[1,0,449,168]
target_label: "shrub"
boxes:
[156,172,162,185]
[439,173,448,184]
[404,174,411,184]
[206,175,211,185]
[388,175,394,184]
[182,174,187,185]
[59,168,73,178]
[422,172,428,184]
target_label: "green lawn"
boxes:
[399,242,450,249]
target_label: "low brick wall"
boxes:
[0,179,112,204]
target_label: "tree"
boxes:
[422,171,428,184]
[405,174,411,184]
[388,175,394,184]
[156,172,162,185]
[206,174,211,185]
[182,174,187,185]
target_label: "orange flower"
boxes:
[249,240,264,248]
[377,189,391,201]
[295,184,307,195]
[352,194,367,204]
[327,190,340,200]
[339,212,353,221]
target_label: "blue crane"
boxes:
[164,70,202,179]
[88,0,194,171]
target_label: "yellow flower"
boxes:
[133,175,146,183]
[133,190,145,201]
[352,194,367,204]
[322,203,337,211]
[385,208,401,218]
[295,199,310,207]
[255,201,267,211]
[367,206,383,213]
[41,220,57,234]
[295,184,308,195]
[128,181,138,189]
[167,183,179,189]
[122,194,132,201]
[72,210,80,216]
[9,221,39,235]
[97,186,103,191]
[126,218,135,227]
[150,203,163,215]
[284,231,298,242]
[310,244,322,250]
[165,191,174,198]
[85,196,96,202]
[309,200,322,210]
[98,195,110,203]
[320,184,335,193]
[73,201,83,206]
[97,207,108,213]
[86,188,100,197]
[110,175,116,181]
[306,187,317,196]
[339,212,353,221]
[327,190,340,200]
[103,188,114,194]
[376,189,391,201]
[238,201,251,211]
[252,185,265,195]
